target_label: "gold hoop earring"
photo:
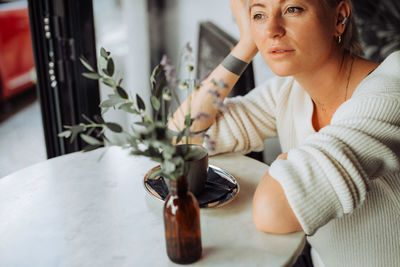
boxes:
[338,35,342,44]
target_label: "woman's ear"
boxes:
[335,1,351,37]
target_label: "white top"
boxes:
[207,51,400,267]
[0,147,305,267]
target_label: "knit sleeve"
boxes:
[205,77,292,155]
[269,87,400,235]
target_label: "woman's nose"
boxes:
[266,15,285,39]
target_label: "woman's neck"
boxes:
[293,49,379,131]
[294,50,353,116]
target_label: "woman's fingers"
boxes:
[277,152,288,160]
[230,0,256,48]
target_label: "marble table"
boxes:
[0,147,305,267]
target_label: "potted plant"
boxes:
[58,44,226,264]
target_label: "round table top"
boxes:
[0,146,305,267]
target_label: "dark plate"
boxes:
[143,165,240,208]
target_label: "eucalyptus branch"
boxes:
[59,45,219,181]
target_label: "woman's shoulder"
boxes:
[334,51,400,123]
[354,51,400,97]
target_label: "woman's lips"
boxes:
[269,49,295,54]
[268,49,295,58]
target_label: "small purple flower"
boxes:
[211,79,229,90]
[185,42,193,53]
[160,55,176,84]
[217,79,229,89]
[212,98,228,112]
[160,54,169,66]
[208,89,227,112]
[202,133,216,153]
[208,89,221,98]
[195,112,210,121]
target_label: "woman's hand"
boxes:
[277,152,288,160]
[230,0,258,55]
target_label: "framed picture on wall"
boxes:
[196,21,255,98]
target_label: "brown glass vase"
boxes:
[163,175,202,264]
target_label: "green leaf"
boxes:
[162,145,176,160]
[136,94,146,110]
[155,80,166,98]
[184,115,194,127]
[99,95,124,108]
[102,68,110,76]
[143,113,153,123]
[100,100,115,108]
[82,72,102,80]
[149,168,164,179]
[107,58,115,77]
[82,114,96,124]
[80,57,95,72]
[58,130,71,138]
[150,64,161,90]
[116,86,128,99]
[80,134,102,146]
[70,125,86,143]
[94,114,105,124]
[99,56,108,72]
[134,121,151,127]
[100,47,109,58]
[147,146,161,158]
[150,96,160,111]
[161,160,176,173]
[119,103,139,114]
[101,107,110,115]
[105,122,123,133]
[83,144,102,152]
[86,127,95,136]
[176,131,184,144]
[103,78,116,88]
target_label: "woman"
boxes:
[170,0,400,266]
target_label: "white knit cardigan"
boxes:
[206,51,400,267]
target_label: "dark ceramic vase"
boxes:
[175,144,208,197]
[163,175,202,264]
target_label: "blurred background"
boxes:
[0,0,399,177]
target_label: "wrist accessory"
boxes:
[221,54,249,76]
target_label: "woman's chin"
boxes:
[270,67,294,77]
[264,59,296,77]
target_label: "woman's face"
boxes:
[249,0,337,76]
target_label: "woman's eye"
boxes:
[252,13,265,21]
[286,7,303,14]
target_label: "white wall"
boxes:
[93,0,151,140]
